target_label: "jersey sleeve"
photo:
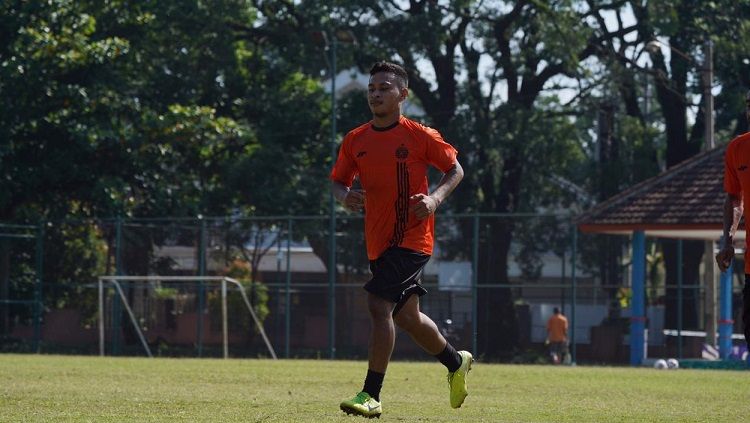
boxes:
[724,143,741,195]
[330,134,358,187]
[421,126,458,173]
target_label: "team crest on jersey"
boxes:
[395,144,409,160]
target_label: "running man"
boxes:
[546,307,568,364]
[330,61,472,418]
[716,89,750,347]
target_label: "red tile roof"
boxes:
[577,145,728,234]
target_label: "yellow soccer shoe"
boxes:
[339,391,382,418]
[447,350,473,408]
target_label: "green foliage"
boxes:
[5,0,750,359]
[0,0,141,220]
[153,287,178,299]
[513,216,572,282]
[131,104,257,217]
[646,240,665,304]
[0,234,37,324]
[208,259,269,334]
[1,0,333,322]
[1,0,329,222]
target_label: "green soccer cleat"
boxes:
[447,350,473,408]
[340,391,382,418]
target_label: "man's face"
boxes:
[368,72,407,118]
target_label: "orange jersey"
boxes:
[330,116,458,260]
[723,132,750,273]
[546,314,568,343]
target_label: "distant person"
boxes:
[715,89,750,347]
[546,307,568,364]
[330,61,471,418]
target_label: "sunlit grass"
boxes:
[0,354,747,422]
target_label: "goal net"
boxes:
[97,276,277,359]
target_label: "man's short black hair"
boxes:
[370,61,408,89]
[553,307,560,314]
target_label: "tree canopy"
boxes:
[3,0,750,358]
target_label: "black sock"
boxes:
[435,343,462,372]
[362,369,385,401]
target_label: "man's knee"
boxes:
[367,294,394,322]
[395,294,427,330]
[394,309,419,331]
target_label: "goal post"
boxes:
[97,275,277,359]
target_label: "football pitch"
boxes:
[0,354,747,422]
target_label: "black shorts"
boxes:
[364,247,430,315]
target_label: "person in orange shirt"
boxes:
[331,61,471,418]
[715,90,750,347]
[546,307,569,364]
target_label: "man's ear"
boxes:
[400,87,409,102]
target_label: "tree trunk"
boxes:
[475,128,524,359]
[596,103,627,315]
[476,220,519,360]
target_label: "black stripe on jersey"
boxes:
[389,162,409,247]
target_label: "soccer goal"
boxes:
[97,276,277,359]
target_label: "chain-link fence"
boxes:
[0,216,744,363]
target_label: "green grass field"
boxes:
[0,354,748,422]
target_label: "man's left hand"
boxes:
[410,193,439,220]
[715,244,735,272]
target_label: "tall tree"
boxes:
[318,0,607,358]
[632,0,750,330]
[0,0,331,316]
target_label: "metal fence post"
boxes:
[328,214,336,359]
[560,249,566,312]
[99,277,104,356]
[471,213,479,356]
[677,239,683,359]
[222,279,228,359]
[570,223,577,365]
[630,231,646,366]
[197,217,206,357]
[33,221,44,353]
[327,35,338,361]
[112,216,123,355]
[285,218,293,359]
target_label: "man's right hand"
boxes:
[343,189,366,212]
[715,244,735,272]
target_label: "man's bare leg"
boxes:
[367,293,395,372]
[394,294,471,408]
[392,294,446,354]
[361,293,395,402]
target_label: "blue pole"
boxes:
[630,231,646,366]
[719,260,733,359]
